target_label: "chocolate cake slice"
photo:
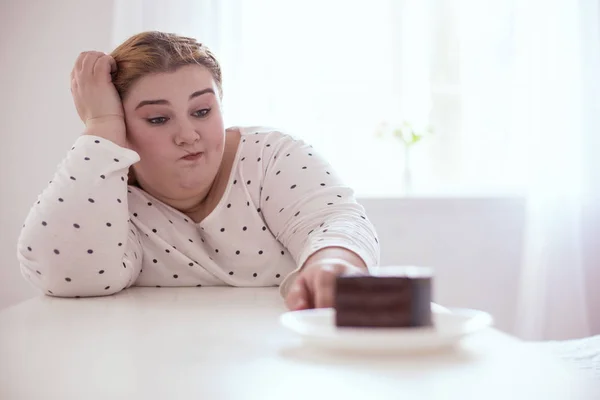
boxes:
[334,268,433,328]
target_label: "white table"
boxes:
[0,287,595,399]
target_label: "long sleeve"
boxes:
[17,135,143,297]
[258,132,381,296]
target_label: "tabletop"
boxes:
[0,287,595,399]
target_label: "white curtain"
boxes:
[111,0,600,340]
[457,0,599,340]
[513,0,597,340]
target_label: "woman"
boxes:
[17,31,380,310]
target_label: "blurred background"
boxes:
[1,0,599,340]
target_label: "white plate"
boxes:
[280,304,493,353]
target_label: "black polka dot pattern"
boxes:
[18,130,378,297]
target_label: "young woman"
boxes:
[17,31,380,310]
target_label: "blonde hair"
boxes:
[110,31,223,99]
[110,31,222,186]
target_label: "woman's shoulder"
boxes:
[234,126,308,153]
[234,126,299,141]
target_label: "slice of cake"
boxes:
[334,267,433,328]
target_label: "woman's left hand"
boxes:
[284,259,367,311]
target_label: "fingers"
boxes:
[285,275,312,311]
[81,51,105,77]
[73,51,105,81]
[108,55,117,73]
[93,55,117,78]
[74,51,87,72]
[310,260,368,309]
[313,264,343,309]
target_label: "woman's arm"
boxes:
[257,131,380,305]
[283,246,369,309]
[302,246,368,272]
[17,135,143,297]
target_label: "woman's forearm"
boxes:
[301,246,368,271]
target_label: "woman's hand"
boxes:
[285,258,367,311]
[70,51,127,147]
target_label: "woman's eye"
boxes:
[147,117,168,125]
[192,109,210,118]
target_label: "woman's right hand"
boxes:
[70,51,127,147]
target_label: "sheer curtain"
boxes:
[459,0,599,340]
[514,0,600,340]
[111,0,600,339]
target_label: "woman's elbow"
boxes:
[18,262,131,298]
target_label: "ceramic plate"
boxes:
[280,304,493,353]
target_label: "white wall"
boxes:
[361,197,525,334]
[0,0,115,308]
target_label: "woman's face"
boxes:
[122,64,225,203]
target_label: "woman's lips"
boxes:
[181,152,203,161]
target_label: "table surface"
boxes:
[0,287,595,400]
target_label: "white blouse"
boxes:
[17,126,380,298]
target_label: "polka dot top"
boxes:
[17,126,380,298]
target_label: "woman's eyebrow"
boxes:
[135,88,215,110]
[189,88,215,100]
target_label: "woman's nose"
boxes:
[174,119,200,145]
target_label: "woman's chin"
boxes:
[175,177,210,193]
